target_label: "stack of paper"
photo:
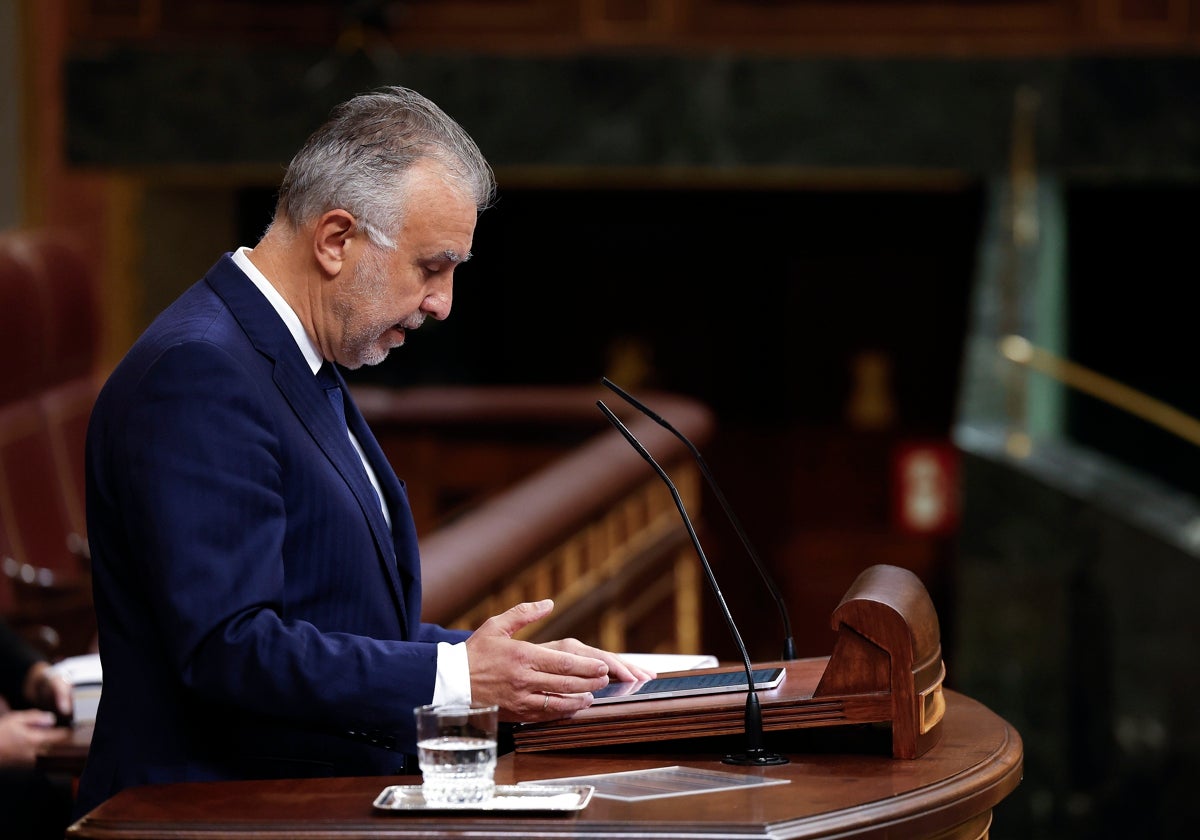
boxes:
[50,652,102,723]
[618,653,718,672]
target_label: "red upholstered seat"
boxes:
[0,239,52,404]
[0,228,100,657]
[38,377,101,551]
[10,232,99,383]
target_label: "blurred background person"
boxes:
[1,616,74,840]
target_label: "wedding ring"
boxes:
[542,693,549,712]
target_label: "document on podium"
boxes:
[520,765,789,801]
[617,653,718,672]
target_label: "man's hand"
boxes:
[0,709,69,769]
[464,600,655,722]
[23,661,74,720]
[536,639,656,686]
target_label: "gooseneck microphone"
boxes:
[602,377,798,661]
[597,399,788,766]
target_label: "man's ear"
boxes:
[313,209,357,277]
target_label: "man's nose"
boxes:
[421,284,453,321]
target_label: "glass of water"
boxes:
[414,703,499,805]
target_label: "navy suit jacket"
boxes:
[76,255,469,815]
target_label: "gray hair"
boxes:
[274,86,496,248]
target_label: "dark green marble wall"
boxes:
[65,50,1200,179]
[955,428,1200,840]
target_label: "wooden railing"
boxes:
[353,384,715,653]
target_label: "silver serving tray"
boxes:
[373,784,594,813]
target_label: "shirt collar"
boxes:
[231,246,324,375]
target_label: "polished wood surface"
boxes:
[516,564,946,760]
[66,690,1021,840]
[38,721,92,777]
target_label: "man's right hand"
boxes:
[463,600,611,722]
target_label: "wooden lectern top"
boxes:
[515,564,947,760]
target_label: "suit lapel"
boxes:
[205,257,411,626]
[339,380,420,572]
[340,377,424,633]
[286,363,413,628]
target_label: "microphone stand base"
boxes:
[722,751,790,767]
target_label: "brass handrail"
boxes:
[999,335,1200,449]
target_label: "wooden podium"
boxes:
[514,563,946,759]
[65,690,1021,840]
[64,563,1023,840]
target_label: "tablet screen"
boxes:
[591,667,786,705]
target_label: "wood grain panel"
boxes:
[64,0,1200,53]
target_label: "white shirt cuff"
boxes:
[432,641,472,706]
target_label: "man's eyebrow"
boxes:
[441,249,472,264]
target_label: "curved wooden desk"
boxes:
[66,691,1021,840]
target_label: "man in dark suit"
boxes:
[76,86,651,816]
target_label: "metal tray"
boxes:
[373,784,594,813]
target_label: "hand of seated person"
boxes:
[0,709,70,769]
[22,661,73,721]
[464,599,656,722]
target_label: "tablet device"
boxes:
[591,666,786,705]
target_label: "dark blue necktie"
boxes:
[316,361,393,530]
[316,362,347,429]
